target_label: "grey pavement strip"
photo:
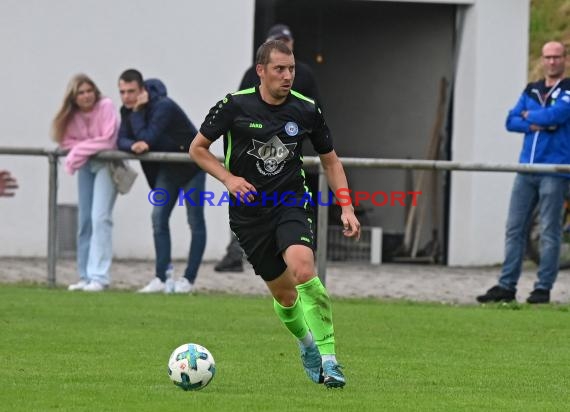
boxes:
[1,258,568,304]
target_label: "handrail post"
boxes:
[316,164,329,285]
[47,152,58,287]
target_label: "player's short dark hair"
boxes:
[119,69,144,87]
[255,40,293,66]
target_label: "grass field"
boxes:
[1,285,569,411]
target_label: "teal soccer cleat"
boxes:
[322,360,345,388]
[299,342,324,383]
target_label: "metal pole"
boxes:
[316,164,329,285]
[47,153,58,287]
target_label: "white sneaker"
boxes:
[166,263,174,278]
[68,280,89,291]
[83,281,107,292]
[174,277,193,293]
[164,264,175,294]
[164,278,175,294]
[138,277,165,293]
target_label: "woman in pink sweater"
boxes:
[52,74,119,292]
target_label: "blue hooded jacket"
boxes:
[506,78,570,167]
[118,79,200,188]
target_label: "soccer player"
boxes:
[189,40,360,388]
[215,23,321,273]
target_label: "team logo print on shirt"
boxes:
[285,122,299,136]
[247,135,297,175]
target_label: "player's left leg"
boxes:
[266,270,323,384]
[283,245,345,388]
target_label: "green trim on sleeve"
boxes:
[225,130,232,170]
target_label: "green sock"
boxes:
[296,276,335,355]
[273,295,309,340]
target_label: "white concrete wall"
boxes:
[0,0,254,260]
[448,0,531,265]
[0,0,532,268]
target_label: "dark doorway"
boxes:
[252,0,456,262]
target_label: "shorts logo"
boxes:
[247,135,297,176]
[285,122,298,136]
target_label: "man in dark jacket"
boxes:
[215,24,321,273]
[117,69,206,294]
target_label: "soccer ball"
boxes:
[168,343,216,391]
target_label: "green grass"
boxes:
[530,0,570,58]
[1,286,569,411]
[529,0,570,79]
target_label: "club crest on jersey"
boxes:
[284,122,299,136]
[247,135,297,175]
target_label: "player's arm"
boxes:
[189,133,256,201]
[319,150,361,240]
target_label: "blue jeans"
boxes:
[499,173,568,291]
[152,169,206,283]
[77,160,117,285]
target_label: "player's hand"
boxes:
[131,141,149,154]
[225,175,257,203]
[340,208,361,241]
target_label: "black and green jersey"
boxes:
[199,86,333,211]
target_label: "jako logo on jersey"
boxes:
[249,122,263,128]
[285,122,299,136]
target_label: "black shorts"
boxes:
[230,206,315,281]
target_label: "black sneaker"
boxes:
[526,289,550,304]
[476,285,516,303]
[214,255,243,272]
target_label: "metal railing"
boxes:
[4,145,570,287]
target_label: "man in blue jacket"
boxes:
[477,41,570,304]
[117,69,206,294]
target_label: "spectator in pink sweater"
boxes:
[52,74,119,292]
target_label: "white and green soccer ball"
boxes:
[168,343,216,391]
